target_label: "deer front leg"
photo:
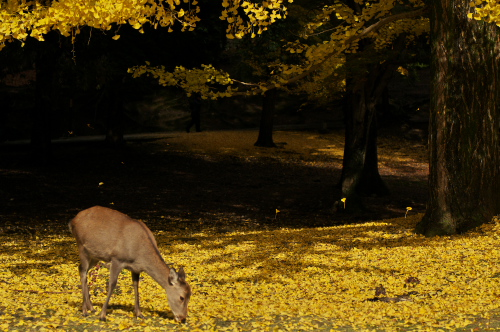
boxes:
[132,272,145,319]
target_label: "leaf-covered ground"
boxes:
[2,215,500,331]
[5,130,498,331]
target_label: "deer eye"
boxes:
[180,296,185,302]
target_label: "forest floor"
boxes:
[7,130,500,331]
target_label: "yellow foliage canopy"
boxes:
[128,63,237,99]
[129,1,429,100]
[0,0,292,49]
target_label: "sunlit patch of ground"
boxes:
[161,130,427,171]
[2,214,500,331]
[155,130,429,219]
[155,129,429,188]
[157,130,429,184]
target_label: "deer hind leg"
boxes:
[79,255,99,316]
[132,272,145,319]
[99,260,123,321]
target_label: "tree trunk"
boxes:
[357,107,390,196]
[336,62,392,212]
[254,88,277,147]
[415,0,500,236]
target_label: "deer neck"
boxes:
[143,254,172,290]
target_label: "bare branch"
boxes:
[231,79,261,87]
[306,25,342,37]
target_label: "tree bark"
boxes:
[415,0,500,236]
[357,105,390,196]
[254,88,277,147]
[336,61,392,212]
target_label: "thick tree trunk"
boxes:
[254,88,277,148]
[416,0,500,236]
[336,63,392,212]
[357,108,390,196]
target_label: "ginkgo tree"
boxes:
[415,0,500,235]
[133,0,498,234]
[131,0,500,234]
[129,1,427,98]
[310,0,428,212]
[129,0,429,210]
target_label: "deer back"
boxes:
[70,206,163,270]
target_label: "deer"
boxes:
[69,206,192,322]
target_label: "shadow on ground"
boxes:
[0,130,428,233]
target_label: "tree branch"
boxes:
[208,6,428,97]
[271,6,429,90]
[231,79,261,87]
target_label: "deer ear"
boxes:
[168,267,179,285]
[178,267,186,282]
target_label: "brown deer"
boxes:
[69,206,191,322]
